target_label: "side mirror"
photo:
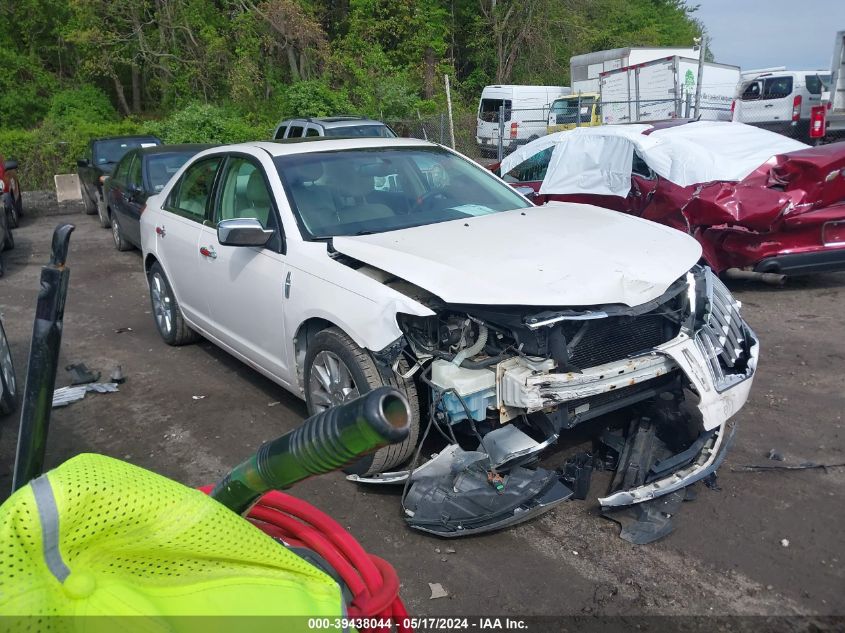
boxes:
[4,159,18,171]
[217,218,274,247]
[77,158,89,168]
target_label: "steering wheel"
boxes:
[413,189,452,212]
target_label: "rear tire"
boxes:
[304,327,420,476]
[147,262,200,346]
[0,319,17,416]
[111,213,131,251]
[14,187,23,218]
[6,200,18,229]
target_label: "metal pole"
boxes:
[576,93,582,127]
[694,38,707,119]
[12,224,75,492]
[498,104,505,162]
[444,74,456,150]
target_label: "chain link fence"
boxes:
[385,107,549,165]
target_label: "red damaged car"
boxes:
[494,121,845,276]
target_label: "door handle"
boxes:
[200,245,217,259]
[155,225,166,237]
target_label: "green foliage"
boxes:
[0,120,145,189]
[280,80,356,118]
[0,0,706,188]
[0,48,56,129]
[143,103,270,145]
[46,86,118,128]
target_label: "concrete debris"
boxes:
[52,383,120,408]
[428,583,448,600]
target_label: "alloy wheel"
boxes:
[308,351,359,412]
[150,272,173,335]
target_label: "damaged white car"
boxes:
[140,137,759,537]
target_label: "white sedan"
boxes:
[141,138,758,534]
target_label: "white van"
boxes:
[476,85,570,155]
[732,70,831,141]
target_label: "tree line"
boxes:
[1,0,703,129]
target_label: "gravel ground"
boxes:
[1,195,843,622]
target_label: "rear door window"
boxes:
[305,126,321,137]
[288,125,304,138]
[805,74,831,95]
[740,81,761,101]
[166,157,222,221]
[127,154,142,188]
[112,153,133,184]
[762,76,793,100]
[479,98,512,122]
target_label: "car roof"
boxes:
[136,144,214,156]
[92,135,161,143]
[205,137,437,158]
[280,117,388,128]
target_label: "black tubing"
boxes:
[210,386,411,515]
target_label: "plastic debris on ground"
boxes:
[428,583,448,600]
[52,383,120,408]
[65,362,101,385]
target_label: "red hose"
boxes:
[200,486,412,633]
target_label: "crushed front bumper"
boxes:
[599,326,758,507]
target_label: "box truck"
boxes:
[599,56,740,125]
[570,47,700,94]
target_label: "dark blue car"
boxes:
[104,144,211,251]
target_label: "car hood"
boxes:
[331,202,702,307]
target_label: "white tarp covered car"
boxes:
[499,120,808,197]
[140,137,759,538]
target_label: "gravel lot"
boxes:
[1,194,843,620]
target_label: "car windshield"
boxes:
[324,125,396,138]
[550,97,595,124]
[94,138,159,165]
[275,147,529,239]
[145,151,200,192]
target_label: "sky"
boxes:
[694,0,845,71]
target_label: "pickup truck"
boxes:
[77,135,161,226]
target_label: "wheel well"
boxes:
[144,253,158,275]
[293,317,337,392]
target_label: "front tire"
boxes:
[304,327,420,476]
[82,188,97,215]
[0,319,18,416]
[147,262,200,346]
